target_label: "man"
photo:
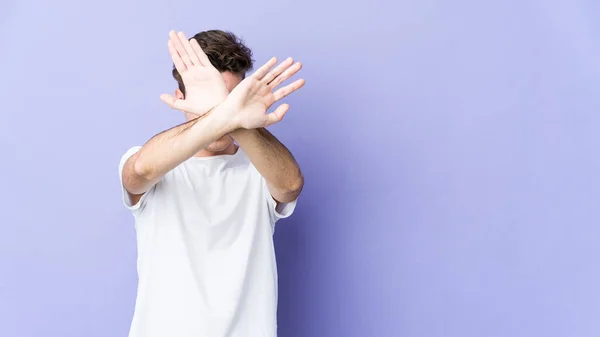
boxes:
[118,30,305,337]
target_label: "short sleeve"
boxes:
[262,177,297,223]
[118,146,153,212]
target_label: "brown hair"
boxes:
[172,30,254,96]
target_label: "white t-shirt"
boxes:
[118,146,296,337]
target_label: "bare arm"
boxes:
[123,31,306,204]
[122,31,234,201]
[229,56,306,203]
[122,106,236,197]
[230,128,303,203]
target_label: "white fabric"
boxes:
[118,146,296,337]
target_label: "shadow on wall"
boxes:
[273,87,353,337]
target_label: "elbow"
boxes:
[132,156,156,181]
[282,174,304,200]
[288,174,304,195]
[269,173,304,204]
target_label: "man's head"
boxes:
[172,30,254,153]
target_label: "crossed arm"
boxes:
[122,106,237,202]
[122,31,304,205]
[123,115,303,206]
[231,127,303,203]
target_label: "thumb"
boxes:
[160,93,187,111]
[265,103,290,127]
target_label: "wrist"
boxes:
[229,127,254,139]
[209,102,240,133]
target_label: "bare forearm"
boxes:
[230,128,303,202]
[125,107,235,194]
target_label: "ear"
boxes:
[175,89,184,99]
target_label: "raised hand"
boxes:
[223,57,305,129]
[160,31,229,116]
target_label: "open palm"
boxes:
[160,31,229,115]
[226,57,305,129]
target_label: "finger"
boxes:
[268,61,302,88]
[178,32,201,65]
[170,30,193,68]
[273,79,305,101]
[168,40,187,74]
[265,103,290,127]
[160,93,189,112]
[159,93,177,108]
[251,57,278,80]
[262,57,293,85]
[190,38,211,66]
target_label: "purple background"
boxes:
[1,0,600,336]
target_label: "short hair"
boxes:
[172,30,254,96]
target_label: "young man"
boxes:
[118,30,305,337]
